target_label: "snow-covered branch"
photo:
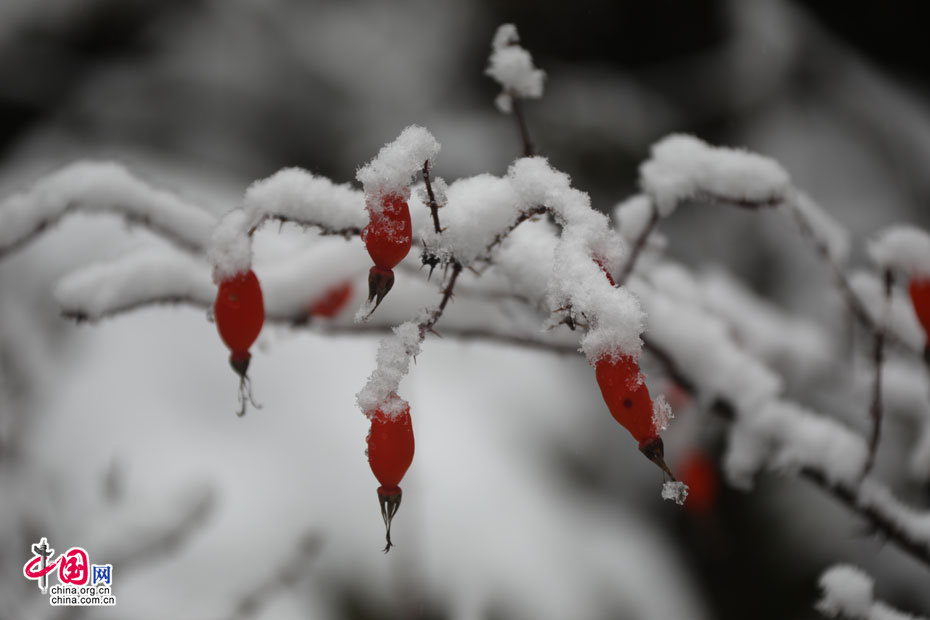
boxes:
[0,162,216,257]
[817,564,927,619]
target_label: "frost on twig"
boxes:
[486,23,544,156]
[816,564,927,620]
[868,225,930,278]
[54,249,214,322]
[243,167,366,237]
[639,134,791,216]
[0,161,216,257]
[356,125,440,199]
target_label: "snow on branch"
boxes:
[791,192,852,265]
[640,134,791,216]
[485,24,545,114]
[54,249,214,322]
[0,161,216,257]
[507,157,643,362]
[868,225,930,278]
[816,564,926,620]
[356,125,440,198]
[243,167,367,237]
[850,271,924,353]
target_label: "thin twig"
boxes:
[419,262,463,338]
[616,201,659,285]
[422,160,443,235]
[483,205,549,259]
[511,97,534,157]
[864,269,893,476]
[695,191,783,210]
[786,200,876,335]
[248,216,362,239]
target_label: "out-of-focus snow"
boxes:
[640,134,791,216]
[868,225,930,277]
[208,208,254,282]
[0,161,216,255]
[816,564,924,620]
[486,24,545,113]
[790,192,852,264]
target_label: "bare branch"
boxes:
[511,97,534,158]
[422,160,443,235]
[616,201,659,285]
[248,215,362,239]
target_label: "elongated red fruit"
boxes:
[910,278,930,338]
[595,354,676,480]
[363,193,412,309]
[595,355,656,444]
[215,269,264,359]
[214,269,264,416]
[367,403,415,552]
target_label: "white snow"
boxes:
[724,399,868,489]
[506,157,644,363]
[54,248,214,321]
[652,394,673,432]
[417,174,522,265]
[208,208,255,283]
[356,320,423,416]
[243,167,367,234]
[816,564,924,620]
[850,270,924,350]
[661,481,689,505]
[486,24,545,113]
[868,225,930,277]
[816,565,874,618]
[356,125,440,199]
[0,161,216,254]
[639,134,791,216]
[613,194,659,243]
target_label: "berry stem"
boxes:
[616,199,659,286]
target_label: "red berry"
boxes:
[363,193,412,271]
[367,405,415,491]
[910,278,930,339]
[595,355,656,444]
[679,451,719,515]
[367,402,415,552]
[309,281,353,318]
[214,269,264,358]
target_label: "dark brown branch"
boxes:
[248,215,362,239]
[483,205,549,258]
[419,262,463,338]
[865,269,893,475]
[422,160,443,235]
[694,191,783,210]
[511,97,534,158]
[616,201,659,285]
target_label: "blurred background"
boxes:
[1,0,929,618]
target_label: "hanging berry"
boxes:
[594,354,676,480]
[366,400,415,552]
[363,192,412,311]
[309,281,354,318]
[678,450,719,516]
[214,269,264,416]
